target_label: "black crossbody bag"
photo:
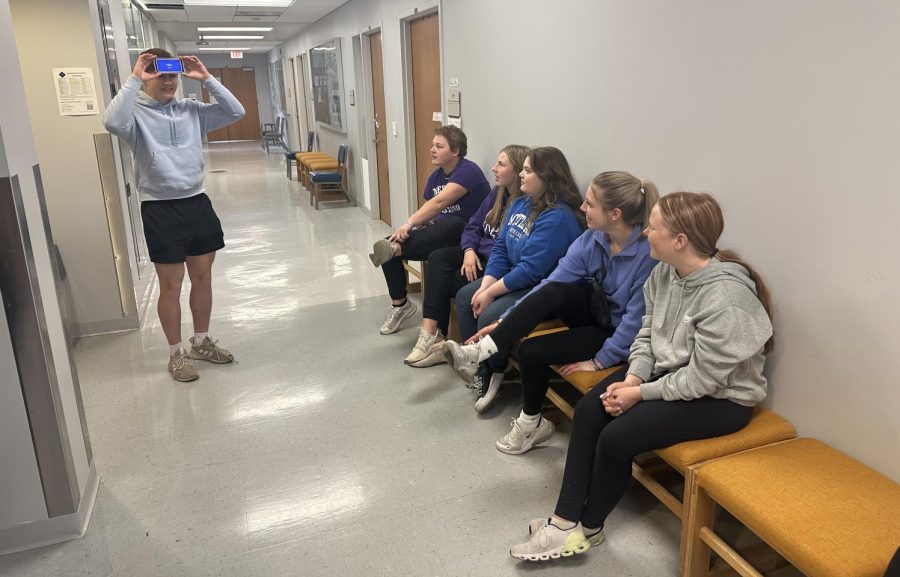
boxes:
[587,265,613,330]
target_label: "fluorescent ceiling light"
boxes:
[200,35,264,40]
[197,27,273,32]
[198,47,250,51]
[185,0,292,6]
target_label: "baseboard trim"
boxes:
[0,461,100,556]
[74,315,139,338]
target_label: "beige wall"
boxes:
[10,0,137,336]
[276,0,900,480]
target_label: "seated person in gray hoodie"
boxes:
[103,49,245,382]
[510,191,775,562]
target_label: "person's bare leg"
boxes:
[185,251,215,334]
[155,262,186,346]
[422,318,439,334]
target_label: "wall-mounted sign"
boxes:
[230,51,243,59]
[310,37,346,132]
[52,68,99,116]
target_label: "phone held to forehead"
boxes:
[147,58,184,74]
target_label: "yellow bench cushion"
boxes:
[304,159,340,170]
[657,407,796,471]
[697,438,900,577]
[296,152,332,161]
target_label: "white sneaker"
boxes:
[441,340,482,384]
[496,417,554,455]
[528,518,604,546]
[409,341,447,368]
[510,518,590,561]
[380,300,417,335]
[405,329,444,365]
[474,367,504,413]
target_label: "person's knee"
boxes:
[596,423,638,463]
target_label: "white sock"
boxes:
[169,342,184,356]
[192,332,208,345]
[517,410,541,430]
[477,335,498,362]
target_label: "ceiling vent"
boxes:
[146,3,186,9]
[235,9,284,17]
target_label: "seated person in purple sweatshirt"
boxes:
[403,145,530,368]
[369,125,490,335]
[443,172,659,434]
[448,147,586,406]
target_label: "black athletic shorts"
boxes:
[140,193,225,264]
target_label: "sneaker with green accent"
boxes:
[190,336,234,364]
[510,517,590,561]
[528,518,604,546]
[496,416,554,455]
[169,347,199,382]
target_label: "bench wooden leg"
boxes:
[683,482,715,577]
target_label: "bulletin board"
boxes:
[309,38,345,132]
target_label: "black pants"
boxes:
[422,246,484,336]
[555,391,753,529]
[489,282,613,411]
[381,218,466,301]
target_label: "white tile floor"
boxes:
[0,141,684,576]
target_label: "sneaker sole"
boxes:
[170,371,199,382]
[474,376,502,413]
[379,303,418,335]
[511,535,590,562]
[190,352,234,364]
[369,241,395,268]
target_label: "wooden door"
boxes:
[222,67,259,141]
[409,12,441,209]
[371,31,391,225]
[201,67,260,142]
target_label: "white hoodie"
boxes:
[102,75,245,201]
[630,259,773,406]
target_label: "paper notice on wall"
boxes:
[52,68,99,116]
[432,111,443,122]
[448,117,462,129]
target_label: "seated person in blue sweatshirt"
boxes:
[450,147,586,394]
[369,125,490,335]
[444,172,659,435]
[403,145,530,368]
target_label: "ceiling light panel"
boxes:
[201,35,264,39]
[197,26,273,31]
[184,0,293,6]
[198,47,250,51]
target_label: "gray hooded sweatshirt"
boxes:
[630,260,773,406]
[102,75,245,201]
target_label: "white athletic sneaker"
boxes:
[496,416,555,455]
[380,300,417,335]
[473,365,504,413]
[441,340,482,384]
[528,518,604,546]
[405,329,444,365]
[510,518,590,561]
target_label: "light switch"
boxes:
[392,121,398,137]
[447,90,461,118]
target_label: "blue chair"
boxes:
[284,132,315,180]
[308,144,350,209]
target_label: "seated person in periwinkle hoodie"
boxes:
[450,147,586,389]
[444,171,659,422]
[102,49,245,383]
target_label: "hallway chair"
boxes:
[261,116,286,152]
[308,144,350,209]
[285,131,315,180]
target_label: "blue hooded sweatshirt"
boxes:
[502,226,657,368]
[102,74,245,201]
[484,195,584,293]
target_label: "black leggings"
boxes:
[489,281,612,410]
[422,246,484,336]
[381,218,466,301]
[555,388,753,529]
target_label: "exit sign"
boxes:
[230,51,243,59]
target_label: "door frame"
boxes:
[400,3,442,216]
[356,27,384,221]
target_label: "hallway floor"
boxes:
[0,141,682,576]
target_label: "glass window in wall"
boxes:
[123,1,153,68]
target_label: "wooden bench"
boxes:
[685,438,900,577]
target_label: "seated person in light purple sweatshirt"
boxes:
[443,172,659,424]
[403,145,530,368]
[509,192,774,563]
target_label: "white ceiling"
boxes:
[140,0,350,53]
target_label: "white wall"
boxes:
[278,0,900,480]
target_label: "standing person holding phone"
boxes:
[103,48,245,382]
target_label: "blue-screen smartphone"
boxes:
[148,58,184,74]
